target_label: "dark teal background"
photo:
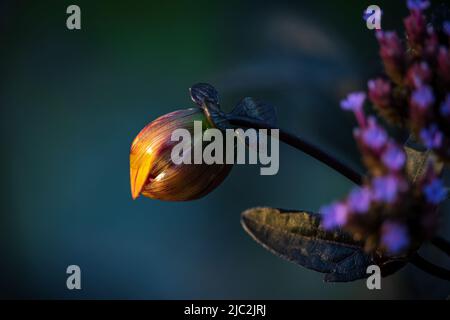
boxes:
[1,0,449,298]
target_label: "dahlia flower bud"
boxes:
[129,107,231,201]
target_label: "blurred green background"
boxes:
[1,0,449,299]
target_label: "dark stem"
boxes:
[227,116,363,185]
[410,253,450,281]
[431,237,450,256]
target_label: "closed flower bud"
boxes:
[424,26,439,59]
[410,85,434,127]
[406,62,431,88]
[368,78,391,109]
[404,9,427,52]
[437,46,450,86]
[376,31,405,84]
[130,108,231,201]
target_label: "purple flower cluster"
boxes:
[367,1,450,161]
[406,0,430,11]
[441,94,450,117]
[348,186,371,213]
[423,178,447,204]
[420,124,443,149]
[321,202,348,230]
[371,175,407,204]
[411,85,434,110]
[445,22,450,37]
[381,222,410,255]
[382,143,406,170]
[320,88,447,256]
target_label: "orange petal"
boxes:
[130,126,157,199]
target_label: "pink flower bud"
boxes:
[410,86,435,129]
[424,26,439,58]
[406,62,431,88]
[368,78,391,109]
[437,46,450,86]
[376,31,405,83]
[404,10,427,51]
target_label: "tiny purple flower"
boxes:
[407,62,431,88]
[362,117,388,150]
[444,21,450,36]
[320,202,348,230]
[382,143,406,171]
[440,94,450,117]
[423,178,448,205]
[381,221,409,255]
[372,175,404,204]
[375,31,403,56]
[347,187,371,213]
[411,85,435,110]
[407,0,430,11]
[340,92,366,112]
[368,78,391,108]
[420,124,443,149]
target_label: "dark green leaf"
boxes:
[230,97,277,127]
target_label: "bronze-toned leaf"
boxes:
[404,136,444,182]
[241,207,376,282]
[240,139,441,282]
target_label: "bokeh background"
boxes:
[1,0,449,299]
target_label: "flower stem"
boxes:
[227,116,363,185]
[410,253,450,281]
[431,237,450,256]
